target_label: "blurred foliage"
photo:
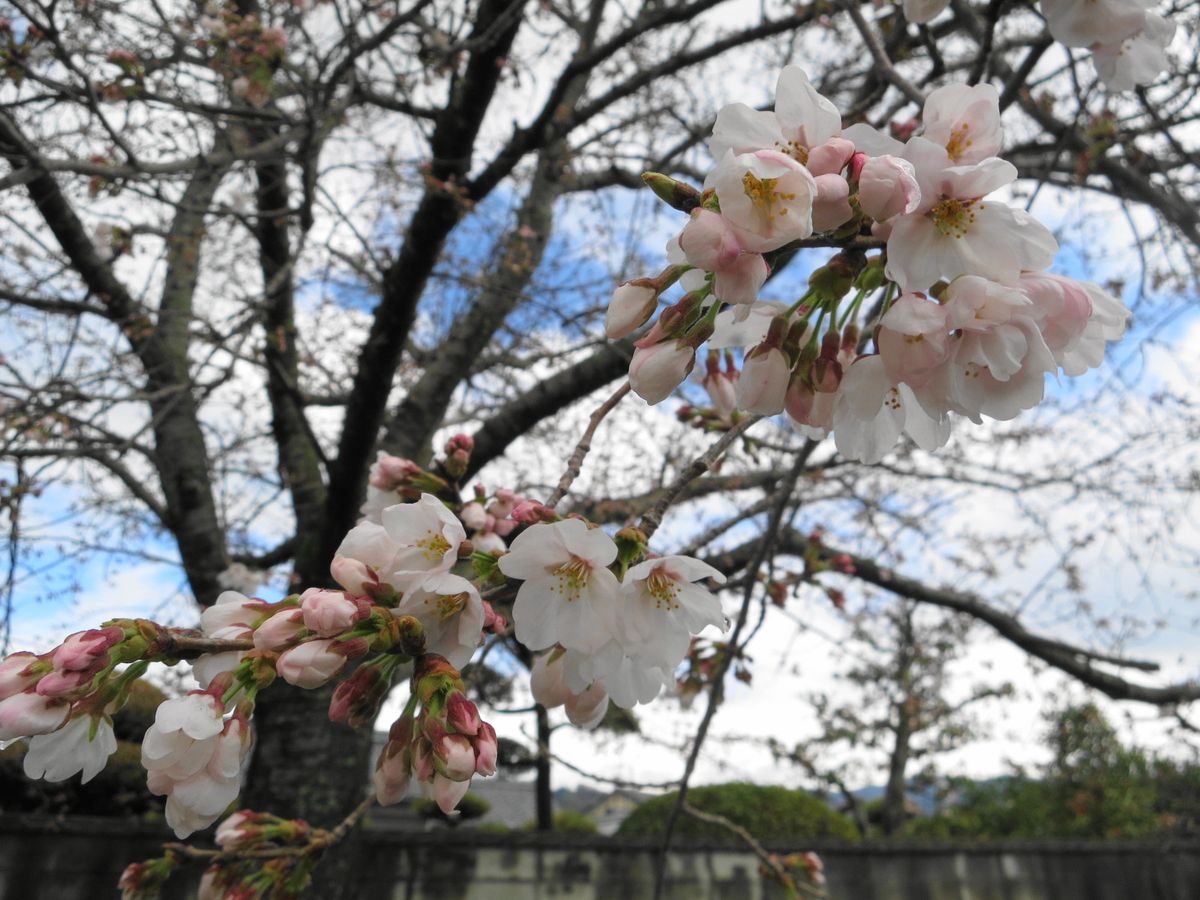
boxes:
[907,703,1198,839]
[617,782,859,842]
[521,809,599,834]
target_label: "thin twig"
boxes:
[164,793,377,863]
[652,442,815,900]
[638,415,762,541]
[545,382,631,510]
[839,1,925,106]
[680,802,825,899]
[160,630,257,655]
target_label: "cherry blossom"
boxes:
[393,572,485,669]
[380,493,468,592]
[1040,0,1151,48]
[920,84,1002,165]
[710,66,841,162]
[141,693,249,838]
[619,556,727,670]
[23,715,117,783]
[498,519,619,653]
[832,356,952,464]
[678,209,769,305]
[885,143,1057,291]
[706,149,817,253]
[1093,14,1176,92]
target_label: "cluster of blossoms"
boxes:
[609,67,1130,463]
[500,520,727,723]
[1,434,729,863]
[194,4,288,108]
[903,0,1175,91]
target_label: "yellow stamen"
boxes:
[416,530,451,562]
[645,570,681,612]
[945,123,973,163]
[774,139,809,165]
[928,198,978,239]
[742,172,797,221]
[428,592,468,620]
[551,556,592,603]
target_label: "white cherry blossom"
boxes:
[1040,0,1151,48]
[498,519,620,653]
[23,715,117,783]
[620,556,727,668]
[1093,14,1176,92]
[832,356,952,464]
[710,66,841,161]
[381,493,467,592]
[393,572,484,669]
[921,83,1002,165]
[706,150,817,253]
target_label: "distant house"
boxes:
[579,789,653,836]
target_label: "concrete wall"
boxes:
[2,815,1198,900]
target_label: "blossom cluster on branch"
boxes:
[610,67,1131,464]
[0,434,729,893]
[903,0,1176,91]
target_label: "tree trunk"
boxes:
[535,706,553,830]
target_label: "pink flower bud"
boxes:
[605,281,658,339]
[511,500,553,525]
[489,489,518,517]
[330,556,377,597]
[412,737,436,782]
[473,722,498,776]
[371,454,421,490]
[858,155,921,222]
[433,773,472,815]
[482,601,507,635]
[434,733,477,781]
[629,341,696,404]
[35,669,92,697]
[300,588,368,637]
[812,174,854,232]
[735,345,791,415]
[474,532,507,554]
[253,609,305,651]
[565,682,609,730]
[214,811,257,850]
[702,359,738,418]
[491,518,516,537]
[806,137,855,177]
[445,433,474,454]
[445,692,481,736]
[0,652,40,700]
[849,151,869,182]
[52,628,122,672]
[0,692,69,740]
[460,502,488,531]
[373,740,413,806]
[328,664,388,728]
[275,639,347,688]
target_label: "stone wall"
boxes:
[2,815,1197,900]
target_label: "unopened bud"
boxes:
[641,172,701,213]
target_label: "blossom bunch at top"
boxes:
[901,0,1175,92]
[607,68,1130,464]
